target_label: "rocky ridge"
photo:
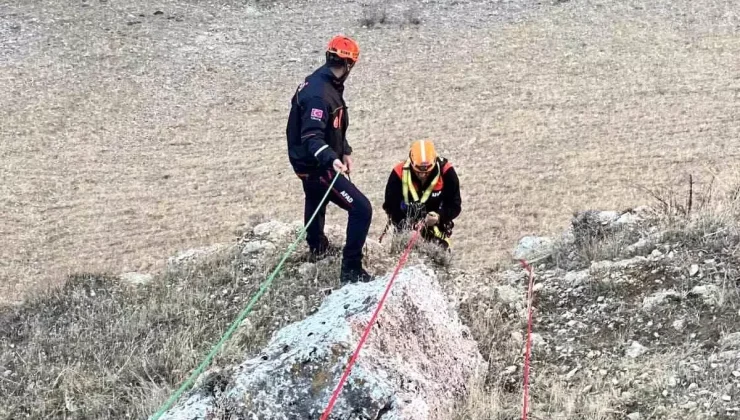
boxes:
[453,207,740,419]
[129,209,740,419]
[156,221,485,420]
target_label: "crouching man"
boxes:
[382,140,461,249]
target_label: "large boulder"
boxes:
[159,265,486,420]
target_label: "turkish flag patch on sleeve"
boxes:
[310,108,324,121]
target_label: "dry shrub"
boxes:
[647,173,740,255]
[360,2,388,27]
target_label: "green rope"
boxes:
[150,171,342,420]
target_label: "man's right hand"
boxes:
[333,159,348,174]
[425,211,440,227]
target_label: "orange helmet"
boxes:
[326,35,360,65]
[408,140,438,173]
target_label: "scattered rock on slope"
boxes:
[159,265,486,420]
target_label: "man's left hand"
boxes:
[342,155,354,174]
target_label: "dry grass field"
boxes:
[2,0,739,304]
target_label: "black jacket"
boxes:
[286,64,352,173]
[382,157,462,230]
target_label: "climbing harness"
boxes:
[401,158,440,207]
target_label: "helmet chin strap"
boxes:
[336,58,354,82]
[338,62,352,82]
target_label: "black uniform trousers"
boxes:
[299,169,372,265]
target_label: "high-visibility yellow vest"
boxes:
[401,158,441,206]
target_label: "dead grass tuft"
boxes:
[360,2,388,28]
[649,172,740,255]
[403,7,422,26]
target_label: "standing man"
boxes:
[286,34,373,284]
[382,139,461,249]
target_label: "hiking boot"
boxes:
[340,260,373,284]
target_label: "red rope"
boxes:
[519,259,536,420]
[320,223,423,420]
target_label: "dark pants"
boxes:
[300,169,372,264]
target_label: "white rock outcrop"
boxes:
[158,265,486,420]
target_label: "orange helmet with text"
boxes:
[408,139,438,173]
[326,35,360,65]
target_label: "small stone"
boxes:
[298,263,316,281]
[681,401,698,410]
[252,220,300,240]
[239,318,253,331]
[626,341,648,358]
[723,395,732,402]
[504,365,517,375]
[242,240,276,254]
[3,370,11,377]
[642,290,680,311]
[689,264,700,277]
[494,285,521,305]
[688,383,698,390]
[690,285,721,305]
[673,319,685,331]
[732,371,740,378]
[668,376,678,387]
[627,412,641,420]
[564,270,589,286]
[597,296,605,302]
[650,249,663,258]
[530,333,546,348]
[120,272,153,286]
